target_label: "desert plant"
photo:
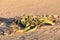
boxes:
[12,15,55,32]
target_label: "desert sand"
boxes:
[0,0,60,18]
[0,0,60,40]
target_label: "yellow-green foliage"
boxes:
[13,15,55,32]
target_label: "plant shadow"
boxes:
[0,17,15,27]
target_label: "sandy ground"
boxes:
[0,25,60,40]
[0,0,60,18]
[0,0,60,40]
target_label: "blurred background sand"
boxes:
[0,0,60,18]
